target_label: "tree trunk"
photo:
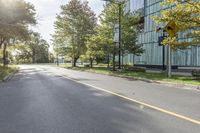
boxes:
[32,50,36,63]
[0,41,2,49]
[73,58,78,67]
[0,37,5,49]
[107,55,110,68]
[90,58,93,68]
[3,43,7,66]
[122,51,124,69]
[112,52,116,71]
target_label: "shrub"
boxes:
[123,64,133,69]
[125,66,146,72]
[192,69,200,79]
[84,64,90,68]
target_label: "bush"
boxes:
[192,69,200,79]
[123,64,133,69]
[125,66,146,72]
[84,64,90,67]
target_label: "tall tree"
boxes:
[0,0,36,66]
[153,0,200,47]
[53,0,97,67]
[121,12,144,56]
[99,4,122,70]
[96,3,143,70]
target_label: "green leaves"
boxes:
[86,33,106,60]
[0,0,36,39]
[53,0,143,67]
[53,0,97,66]
[121,13,143,55]
[0,0,36,66]
[99,2,143,55]
[83,2,143,68]
[22,32,49,64]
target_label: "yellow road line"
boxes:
[61,74,200,125]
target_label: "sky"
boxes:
[25,0,105,44]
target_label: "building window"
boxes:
[129,0,144,12]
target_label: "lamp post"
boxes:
[102,0,124,69]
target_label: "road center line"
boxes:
[59,74,200,125]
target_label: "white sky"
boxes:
[25,0,105,44]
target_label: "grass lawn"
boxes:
[0,65,18,81]
[59,64,200,86]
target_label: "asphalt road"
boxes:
[0,65,199,133]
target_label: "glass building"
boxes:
[123,0,200,67]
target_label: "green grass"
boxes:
[59,64,200,86]
[0,65,18,80]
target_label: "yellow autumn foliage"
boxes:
[153,0,200,47]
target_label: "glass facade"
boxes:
[130,0,144,11]
[125,0,144,15]
[123,0,200,67]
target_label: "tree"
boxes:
[53,0,97,67]
[98,4,122,70]
[13,43,32,64]
[121,12,144,56]
[48,53,55,63]
[153,0,200,47]
[0,0,36,66]
[96,3,143,70]
[85,33,106,68]
[25,32,49,63]
[36,39,49,63]
[13,32,49,64]
[27,32,40,63]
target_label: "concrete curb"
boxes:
[62,67,200,92]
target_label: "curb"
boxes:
[61,67,200,92]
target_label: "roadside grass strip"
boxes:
[0,66,17,81]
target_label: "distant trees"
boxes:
[53,0,143,69]
[36,39,49,63]
[153,0,200,47]
[14,43,32,63]
[0,0,50,65]
[53,0,97,67]
[26,32,49,63]
[0,0,36,66]
[14,32,49,64]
